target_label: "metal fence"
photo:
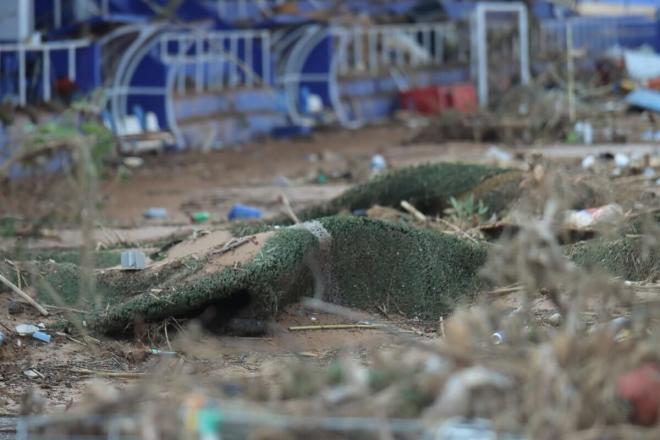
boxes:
[159,30,272,94]
[212,0,291,20]
[333,22,459,76]
[0,39,91,106]
[534,15,659,57]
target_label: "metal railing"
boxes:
[470,2,530,108]
[214,0,285,20]
[52,0,110,27]
[332,22,458,76]
[535,16,659,56]
[159,30,272,94]
[0,39,91,106]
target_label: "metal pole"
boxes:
[195,33,204,93]
[217,36,225,90]
[18,47,26,106]
[177,36,185,95]
[435,26,444,64]
[262,32,270,85]
[567,22,576,122]
[43,49,51,102]
[239,0,247,19]
[229,33,238,87]
[246,34,253,87]
[68,46,76,80]
[476,6,488,107]
[518,5,530,85]
[422,26,431,65]
[54,0,62,27]
[368,29,377,73]
[353,28,362,71]
[395,29,405,67]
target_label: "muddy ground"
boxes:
[0,123,659,422]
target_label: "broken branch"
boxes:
[400,200,427,222]
[0,273,49,316]
[71,368,144,378]
[288,324,386,331]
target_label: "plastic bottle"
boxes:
[228,204,262,221]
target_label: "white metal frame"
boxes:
[215,0,281,20]
[159,29,271,93]
[276,24,332,126]
[53,0,110,27]
[535,16,658,56]
[332,22,455,77]
[0,39,90,106]
[470,2,530,108]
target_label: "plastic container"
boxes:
[15,324,40,336]
[564,203,624,230]
[191,211,210,223]
[370,154,387,174]
[144,208,168,219]
[228,204,263,221]
[32,331,51,343]
[121,250,146,270]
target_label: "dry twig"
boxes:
[0,273,49,316]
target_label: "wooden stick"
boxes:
[0,273,49,316]
[400,200,427,222]
[485,284,524,298]
[214,236,251,255]
[44,304,92,314]
[279,193,301,224]
[437,217,480,245]
[71,368,144,378]
[288,324,385,331]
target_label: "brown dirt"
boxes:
[98,126,491,226]
[166,229,234,261]
[208,232,275,271]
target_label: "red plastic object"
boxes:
[400,83,477,115]
[616,362,660,426]
[399,86,449,115]
[647,77,660,90]
[447,83,477,113]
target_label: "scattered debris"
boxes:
[120,250,146,270]
[70,368,144,379]
[287,324,385,332]
[626,89,660,113]
[143,208,168,219]
[15,324,40,336]
[191,211,210,223]
[22,369,43,380]
[31,331,51,343]
[564,203,625,230]
[617,363,660,426]
[369,153,388,175]
[0,273,49,316]
[123,157,144,168]
[8,299,23,315]
[228,203,263,221]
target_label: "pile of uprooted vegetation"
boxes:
[20,192,660,439]
[3,161,659,338]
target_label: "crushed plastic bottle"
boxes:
[564,203,624,230]
[370,154,387,175]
